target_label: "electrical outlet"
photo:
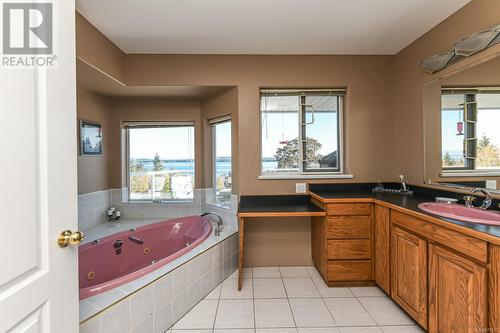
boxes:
[295,183,307,193]
[486,180,497,190]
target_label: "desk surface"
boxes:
[238,195,326,217]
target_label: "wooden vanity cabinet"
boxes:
[428,244,487,333]
[390,225,428,329]
[311,194,500,333]
[311,202,373,285]
[373,204,390,294]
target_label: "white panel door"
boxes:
[0,1,79,332]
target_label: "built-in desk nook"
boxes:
[236,195,326,290]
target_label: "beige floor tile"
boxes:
[349,287,386,297]
[255,299,295,328]
[253,267,282,278]
[254,278,287,298]
[215,299,255,329]
[280,266,310,277]
[358,297,415,326]
[220,278,253,299]
[172,299,218,329]
[380,326,425,333]
[312,278,353,298]
[283,277,320,298]
[228,267,253,279]
[289,298,335,327]
[324,298,376,327]
[339,328,382,333]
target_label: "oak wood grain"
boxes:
[327,239,371,259]
[374,204,390,294]
[489,244,500,333]
[429,244,487,333]
[326,216,371,239]
[311,216,327,280]
[391,210,488,263]
[391,225,428,328]
[327,260,372,281]
[326,203,371,216]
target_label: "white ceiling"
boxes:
[76,0,470,55]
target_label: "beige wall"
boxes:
[124,55,397,194]
[200,88,239,191]
[77,86,112,194]
[76,13,125,82]
[394,0,500,186]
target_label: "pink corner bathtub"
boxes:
[79,216,212,300]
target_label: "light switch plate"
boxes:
[295,183,307,193]
[486,180,497,190]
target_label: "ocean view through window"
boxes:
[125,122,195,201]
[211,117,232,206]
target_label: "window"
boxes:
[211,117,232,206]
[125,122,195,201]
[441,89,500,171]
[260,89,344,176]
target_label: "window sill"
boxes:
[440,171,500,177]
[258,174,354,180]
[205,202,231,210]
[125,200,194,204]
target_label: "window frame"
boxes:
[259,89,346,177]
[210,116,232,206]
[441,88,500,174]
[123,121,196,203]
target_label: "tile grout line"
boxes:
[211,275,223,333]
[279,268,299,333]
[306,266,339,329]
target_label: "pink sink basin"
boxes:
[418,202,500,226]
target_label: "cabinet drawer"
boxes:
[328,260,372,281]
[326,203,371,216]
[391,210,488,263]
[327,239,371,259]
[327,217,371,239]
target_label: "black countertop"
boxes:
[309,183,500,239]
[238,195,325,214]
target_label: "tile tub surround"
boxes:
[79,228,239,327]
[78,188,238,231]
[163,266,424,333]
[78,189,112,231]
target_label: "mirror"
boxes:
[423,53,500,194]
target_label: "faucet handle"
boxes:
[463,195,476,207]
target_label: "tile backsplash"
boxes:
[78,190,112,231]
[78,188,238,231]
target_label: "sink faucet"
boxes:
[399,175,408,192]
[471,188,493,210]
[201,212,223,236]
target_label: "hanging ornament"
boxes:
[456,109,464,136]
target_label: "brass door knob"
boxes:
[57,230,84,248]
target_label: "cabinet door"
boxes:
[429,244,487,333]
[374,205,390,294]
[391,226,428,328]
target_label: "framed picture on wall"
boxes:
[80,120,103,156]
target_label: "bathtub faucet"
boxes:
[128,236,144,244]
[201,212,223,236]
